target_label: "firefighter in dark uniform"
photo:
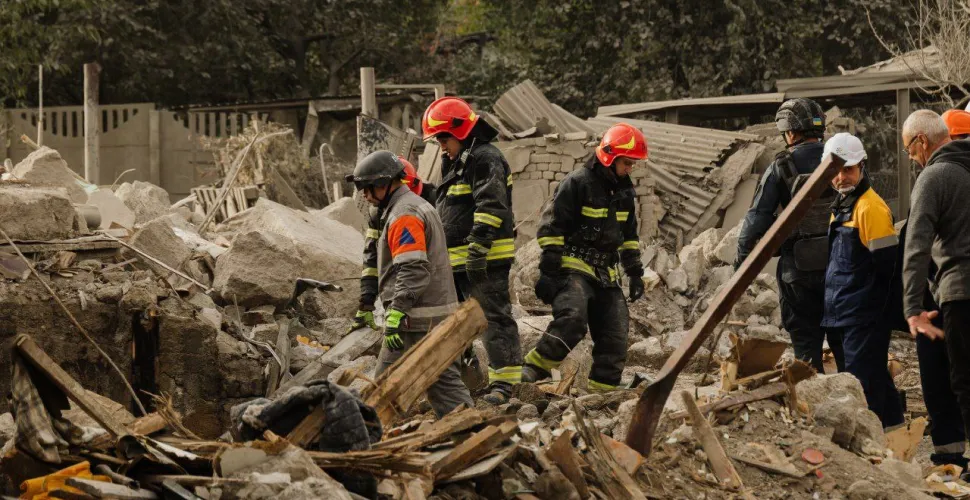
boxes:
[736,98,845,373]
[521,123,647,391]
[422,97,522,405]
[350,158,436,333]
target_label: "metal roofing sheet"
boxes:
[597,93,786,117]
[493,80,597,136]
[587,116,759,239]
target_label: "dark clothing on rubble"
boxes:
[436,119,522,386]
[736,141,842,372]
[229,380,382,497]
[525,158,643,389]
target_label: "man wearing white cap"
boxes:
[820,132,904,428]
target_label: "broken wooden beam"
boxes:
[373,408,486,451]
[286,405,326,448]
[572,402,646,500]
[276,326,382,395]
[433,420,518,480]
[14,335,127,437]
[363,300,487,426]
[681,391,742,490]
[89,412,167,449]
[624,154,843,456]
[546,431,589,498]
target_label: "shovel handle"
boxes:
[625,153,844,455]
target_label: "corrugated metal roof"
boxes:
[841,46,940,76]
[493,80,597,136]
[588,116,760,239]
[597,93,786,117]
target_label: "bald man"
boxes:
[902,109,970,463]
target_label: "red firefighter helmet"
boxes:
[398,156,424,196]
[422,97,479,141]
[595,123,648,166]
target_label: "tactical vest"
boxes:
[776,150,837,272]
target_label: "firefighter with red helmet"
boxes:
[521,123,647,390]
[422,96,522,405]
[350,157,436,333]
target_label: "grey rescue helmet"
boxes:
[345,150,406,190]
[775,98,826,138]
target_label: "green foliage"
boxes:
[0,0,915,116]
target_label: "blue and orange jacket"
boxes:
[822,178,898,328]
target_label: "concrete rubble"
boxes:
[0,104,942,499]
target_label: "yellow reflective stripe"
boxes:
[581,206,609,218]
[619,240,639,251]
[561,256,595,277]
[616,211,629,222]
[448,239,516,266]
[588,379,617,392]
[525,349,561,372]
[488,366,522,384]
[447,184,472,196]
[507,174,513,186]
[361,267,378,277]
[474,212,503,228]
[538,236,564,247]
[365,228,380,240]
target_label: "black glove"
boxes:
[628,275,645,302]
[466,242,489,284]
[535,273,563,305]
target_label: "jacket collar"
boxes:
[832,174,871,216]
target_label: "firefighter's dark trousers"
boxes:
[455,264,523,386]
[828,323,904,428]
[778,260,845,373]
[524,273,628,390]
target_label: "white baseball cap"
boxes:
[823,132,867,166]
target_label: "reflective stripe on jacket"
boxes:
[377,186,459,331]
[435,140,515,271]
[536,158,643,287]
[822,185,898,327]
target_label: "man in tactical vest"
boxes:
[521,123,647,391]
[346,151,474,418]
[736,98,844,373]
[422,97,522,405]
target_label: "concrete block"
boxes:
[505,146,532,174]
[634,186,650,196]
[312,197,367,235]
[712,223,741,265]
[11,146,90,203]
[554,173,566,181]
[561,156,575,171]
[537,163,549,172]
[545,140,565,155]
[563,140,590,158]
[542,171,555,180]
[115,181,171,224]
[531,153,554,164]
[525,164,537,173]
[0,187,79,240]
[563,131,589,141]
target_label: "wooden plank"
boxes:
[373,408,486,451]
[286,405,326,448]
[441,444,517,483]
[681,391,742,490]
[546,431,589,498]
[89,412,167,449]
[730,453,806,478]
[625,153,844,456]
[276,326,382,394]
[572,402,646,500]
[15,336,126,437]
[66,477,159,499]
[149,109,160,186]
[896,88,912,217]
[669,382,787,420]
[0,240,120,254]
[363,300,487,426]
[84,63,100,184]
[268,166,308,211]
[433,420,518,480]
